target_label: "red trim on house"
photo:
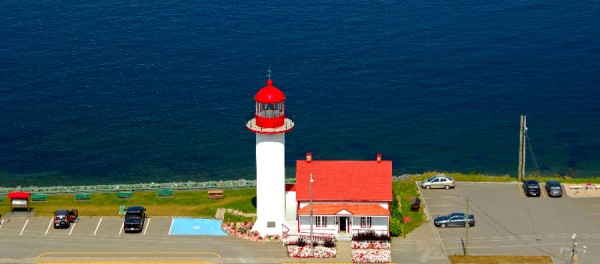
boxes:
[298,204,389,216]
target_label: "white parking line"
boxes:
[119,223,123,236]
[93,218,102,236]
[45,218,53,235]
[20,219,29,236]
[168,217,174,235]
[68,222,76,236]
[143,218,150,236]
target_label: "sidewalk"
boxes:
[392,224,451,264]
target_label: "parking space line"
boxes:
[168,217,174,235]
[94,218,102,236]
[0,219,3,231]
[69,222,76,236]
[20,219,29,236]
[118,223,123,235]
[143,218,150,236]
[45,218,53,235]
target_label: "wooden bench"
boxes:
[570,185,584,190]
[208,190,224,199]
[157,189,174,197]
[31,193,48,202]
[117,192,133,199]
[74,193,91,200]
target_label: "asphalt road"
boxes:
[420,181,600,264]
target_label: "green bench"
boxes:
[117,192,133,199]
[157,189,174,198]
[74,193,91,200]
[31,193,48,202]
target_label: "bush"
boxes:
[323,238,336,248]
[389,217,403,237]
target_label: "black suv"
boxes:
[124,206,146,233]
[523,180,541,197]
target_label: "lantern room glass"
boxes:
[256,101,284,118]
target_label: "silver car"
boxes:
[421,175,455,189]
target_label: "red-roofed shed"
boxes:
[8,191,31,211]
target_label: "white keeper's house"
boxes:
[284,153,392,240]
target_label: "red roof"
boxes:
[255,79,285,103]
[8,191,31,199]
[296,159,392,202]
[298,203,389,216]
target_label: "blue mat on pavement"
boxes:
[169,218,227,236]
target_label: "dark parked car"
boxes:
[545,181,563,197]
[53,209,78,229]
[434,213,475,228]
[124,206,146,233]
[523,180,541,197]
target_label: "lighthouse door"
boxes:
[339,217,348,233]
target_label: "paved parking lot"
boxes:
[0,216,289,263]
[420,182,600,263]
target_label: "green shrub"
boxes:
[389,217,403,237]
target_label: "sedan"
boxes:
[421,175,455,190]
[434,213,475,228]
[545,181,563,197]
[523,180,541,197]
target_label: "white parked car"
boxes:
[421,175,455,189]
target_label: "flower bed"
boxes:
[352,241,391,249]
[222,222,280,242]
[287,245,337,258]
[351,249,391,263]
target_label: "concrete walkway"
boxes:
[392,224,451,263]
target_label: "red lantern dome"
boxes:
[255,79,285,103]
[246,79,294,134]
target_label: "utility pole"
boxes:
[518,115,527,181]
[465,196,469,256]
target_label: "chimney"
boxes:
[377,154,382,163]
[306,153,312,163]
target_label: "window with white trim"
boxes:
[315,216,327,227]
[360,217,372,228]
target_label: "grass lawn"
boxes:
[0,188,257,218]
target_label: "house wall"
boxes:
[298,215,389,237]
[351,216,389,236]
[298,215,339,236]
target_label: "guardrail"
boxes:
[0,178,297,195]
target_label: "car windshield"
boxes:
[56,215,66,220]
[527,184,539,188]
[550,186,561,190]
[427,177,436,182]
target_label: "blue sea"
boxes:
[1,0,599,187]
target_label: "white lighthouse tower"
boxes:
[246,78,294,236]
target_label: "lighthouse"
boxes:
[246,78,294,236]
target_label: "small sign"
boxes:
[267,221,275,228]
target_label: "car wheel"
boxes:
[440,223,446,228]
[425,185,431,189]
[445,185,450,190]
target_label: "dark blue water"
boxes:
[1,0,599,187]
